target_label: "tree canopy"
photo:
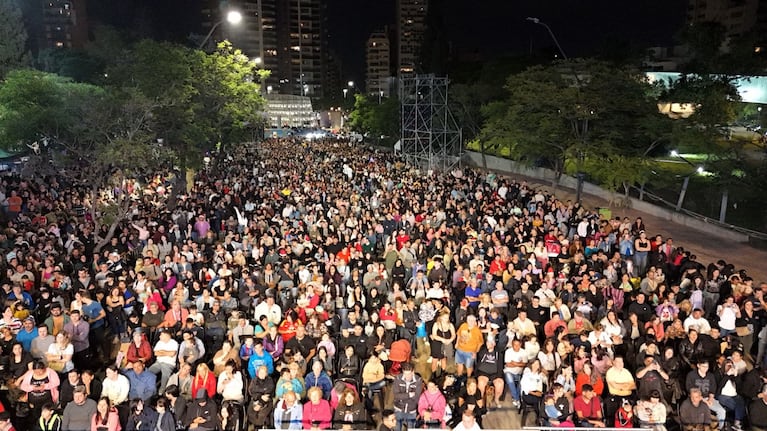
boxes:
[0,33,268,248]
[480,60,670,182]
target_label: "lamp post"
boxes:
[526,17,568,60]
[199,10,242,50]
[343,81,355,100]
[528,17,589,203]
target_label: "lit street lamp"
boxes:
[199,10,242,50]
[526,17,568,60]
[527,17,592,204]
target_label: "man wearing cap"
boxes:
[62,385,98,431]
[184,389,220,431]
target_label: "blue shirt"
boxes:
[8,291,34,309]
[125,369,157,401]
[16,327,38,352]
[82,301,105,328]
[247,349,274,378]
[304,371,333,399]
[465,286,481,306]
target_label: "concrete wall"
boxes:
[462,151,751,243]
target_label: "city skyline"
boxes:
[19,0,767,96]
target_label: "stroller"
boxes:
[387,339,412,376]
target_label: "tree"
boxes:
[663,74,740,156]
[480,60,664,184]
[0,0,29,78]
[348,94,400,145]
[0,70,170,251]
[194,41,266,148]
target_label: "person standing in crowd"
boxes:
[62,385,98,431]
[0,137,766,431]
[392,363,423,431]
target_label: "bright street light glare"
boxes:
[227,11,243,25]
[670,150,679,157]
[347,81,354,88]
[696,166,704,174]
[254,57,262,64]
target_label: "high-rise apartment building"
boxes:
[366,28,392,97]
[686,0,760,37]
[397,0,428,80]
[41,0,88,49]
[202,0,327,98]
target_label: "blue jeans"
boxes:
[395,411,417,431]
[504,372,522,402]
[718,394,746,422]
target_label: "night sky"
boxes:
[84,0,688,85]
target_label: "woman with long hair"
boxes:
[105,287,127,340]
[219,399,244,431]
[575,361,604,397]
[45,330,74,373]
[332,388,367,430]
[91,397,121,431]
[217,359,245,403]
[191,363,216,400]
[126,398,157,431]
[154,398,176,431]
[429,311,455,376]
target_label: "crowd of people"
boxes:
[0,137,764,431]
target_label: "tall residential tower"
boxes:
[396,0,428,81]
[366,28,392,97]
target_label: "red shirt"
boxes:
[574,395,602,421]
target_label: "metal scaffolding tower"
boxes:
[399,74,463,171]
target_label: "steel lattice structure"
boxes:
[399,74,463,171]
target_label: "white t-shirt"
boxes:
[154,338,180,365]
[717,305,738,331]
[683,316,712,334]
[47,342,74,371]
[504,348,528,374]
